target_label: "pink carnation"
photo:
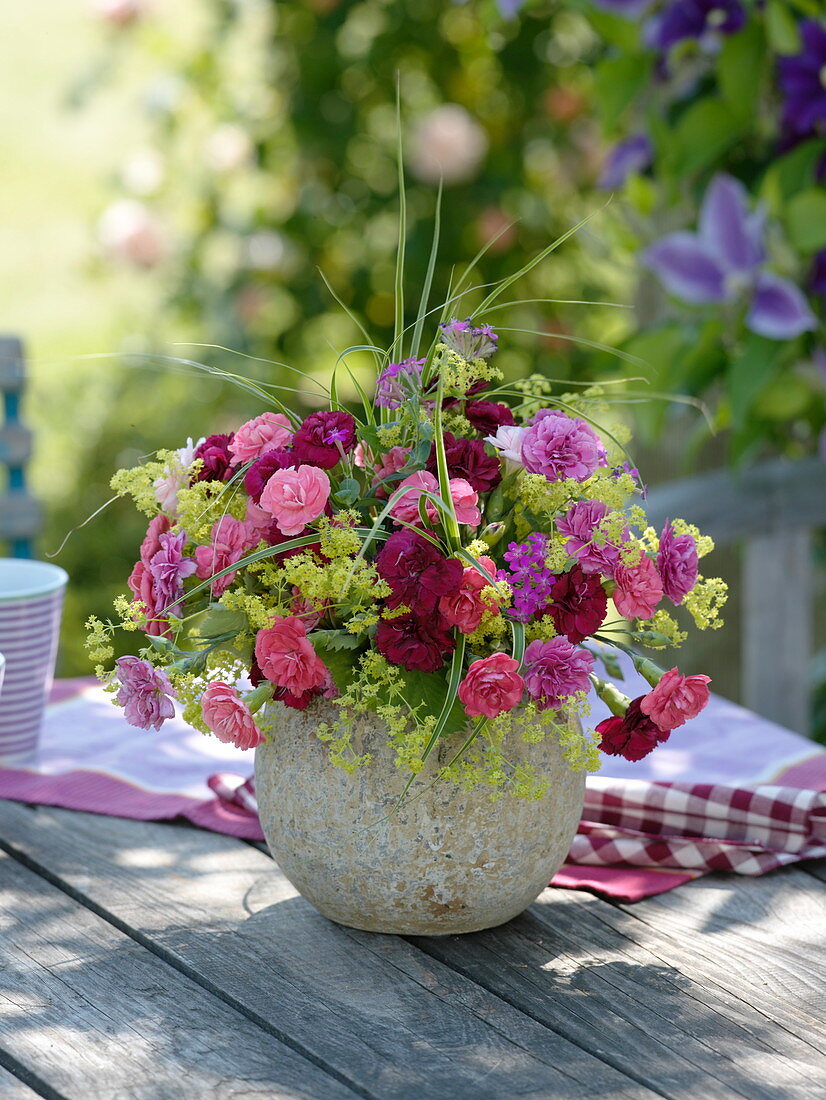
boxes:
[449,478,481,527]
[115,656,177,731]
[522,638,594,711]
[259,464,331,536]
[127,515,172,637]
[201,682,265,750]
[371,446,412,498]
[439,556,498,634]
[389,471,441,527]
[520,410,602,482]
[458,653,525,719]
[229,412,293,465]
[557,499,627,576]
[613,555,663,621]
[658,520,699,605]
[194,516,257,596]
[640,667,711,731]
[254,616,329,695]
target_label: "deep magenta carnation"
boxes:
[244,450,297,502]
[465,400,516,436]
[292,411,357,470]
[376,530,463,615]
[193,434,235,483]
[596,696,670,762]
[375,612,455,672]
[426,432,502,493]
[547,564,607,643]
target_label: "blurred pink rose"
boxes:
[201,682,264,750]
[229,412,294,465]
[458,653,524,719]
[93,0,144,26]
[410,105,488,185]
[640,667,711,731]
[259,465,330,536]
[255,616,328,695]
[613,555,663,621]
[98,199,167,267]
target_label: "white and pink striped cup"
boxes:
[0,559,68,765]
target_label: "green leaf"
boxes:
[309,629,363,652]
[785,188,826,253]
[717,22,765,121]
[727,336,782,429]
[192,606,248,641]
[312,643,362,694]
[593,53,653,132]
[671,98,745,176]
[765,0,802,54]
[333,477,361,506]
[397,667,469,741]
[760,138,826,211]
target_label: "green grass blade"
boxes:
[410,180,443,359]
[393,79,406,362]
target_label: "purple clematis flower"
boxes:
[647,0,746,54]
[643,174,816,340]
[598,134,653,190]
[810,250,826,303]
[778,20,826,139]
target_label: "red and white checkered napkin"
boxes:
[570,777,826,875]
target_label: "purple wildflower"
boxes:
[438,318,499,360]
[115,656,177,731]
[523,638,594,711]
[811,250,826,303]
[598,135,653,190]
[647,0,746,54]
[501,534,557,622]
[778,20,826,140]
[556,499,628,577]
[375,358,426,409]
[520,409,603,482]
[658,520,699,605]
[643,174,816,340]
[148,531,196,617]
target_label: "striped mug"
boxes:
[0,559,68,765]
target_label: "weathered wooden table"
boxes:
[0,797,824,1099]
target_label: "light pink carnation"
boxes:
[449,478,482,527]
[371,446,411,497]
[245,499,273,536]
[259,464,331,536]
[389,471,440,526]
[458,653,524,719]
[255,615,328,695]
[194,516,257,596]
[201,682,265,750]
[613,555,663,621]
[439,556,498,634]
[229,412,293,465]
[484,425,525,469]
[640,667,711,731]
[115,656,177,731]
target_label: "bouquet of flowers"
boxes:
[89,292,726,803]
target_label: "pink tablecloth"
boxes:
[1,659,824,902]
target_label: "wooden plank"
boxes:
[644,457,826,546]
[0,850,359,1100]
[414,887,825,1098]
[604,869,826,1056]
[0,1062,42,1099]
[742,529,812,734]
[0,802,652,1099]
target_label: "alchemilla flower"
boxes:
[102,300,724,804]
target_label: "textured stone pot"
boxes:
[255,699,585,936]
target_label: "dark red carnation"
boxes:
[426,432,502,493]
[375,612,455,672]
[465,400,516,436]
[244,449,297,502]
[596,696,670,762]
[292,411,357,470]
[547,564,607,643]
[376,530,463,615]
[193,434,235,483]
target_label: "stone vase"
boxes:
[254,698,586,936]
